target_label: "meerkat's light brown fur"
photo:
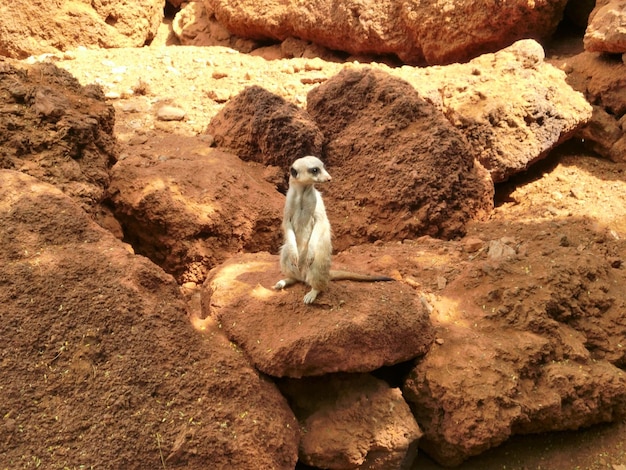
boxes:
[274,156,392,304]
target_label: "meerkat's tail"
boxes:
[330,270,394,282]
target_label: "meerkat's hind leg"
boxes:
[303,288,321,304]
[274,277,298,290]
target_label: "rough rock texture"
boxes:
[107,138,284,284]
[0,61,116,217]
[279,374,422,469]
[0,170,299,469]
[554,50,626,161]
[0,0,163,59]
[307,66,494,247]
[584,0,626,53]
[205,0,568,65]
[394,40,593,182]
[202,251,434,378]
[206,85,324,168]
[400,221,626,466]
[172,1,260,51]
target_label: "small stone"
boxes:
[156,105,186,121]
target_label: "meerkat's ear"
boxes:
[290,167,298,178]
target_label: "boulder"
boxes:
[584,0,626,54]
[280,374,422,469]
[205,0,567,65]
[107,139,283,283]
[394,39,593,182]
[206,85,324,168]
[202,251,434,378]
[0,61,116,217]
[554,50,626,161]
[172,1,260,51]
[306,66,494,248]
[0,170,299,469]
[400,223,626,465]
[0,0,163,59]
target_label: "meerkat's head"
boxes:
[289,156,331,186]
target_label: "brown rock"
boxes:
[107,140,283,283]
[280,374,422,469]
[202,252,434,378]
[306,66,494,247]
[0,61,116,216]
[0,170,299,469]
[207,85,324,168]
[556,50,626,160]
[206,0,567,65]
[0,0,163,59]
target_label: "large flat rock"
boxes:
[202,251,434,378]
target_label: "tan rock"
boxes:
[584,0,626,54]
[280,374,422,469]
[0,0,163,59]
[396,39,592,183]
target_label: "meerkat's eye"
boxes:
[309,167,320,175]
[290,167,298,178]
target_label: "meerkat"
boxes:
[274,155,393,304]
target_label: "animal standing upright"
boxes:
[274,156,392,304]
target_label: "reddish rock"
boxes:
[202,251,434,378]
[306,66,494,248]
[0,61,116,217]
[206,85,324,168]
[401,226,626,466]
[206,0,567,65]
[0,170,299,469]
[0,0,163,58]
[555,50,626,161]
[280,374,422,469]
[107,139,283,283]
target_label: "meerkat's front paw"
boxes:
[274,280,287,290]
[303,289,320,304]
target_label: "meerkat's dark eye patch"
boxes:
[308,167,320,175]
[290,167,298,178]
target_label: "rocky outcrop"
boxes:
[106,138,284,284]
[0,0,163,59]
[306,66,494,247]
[584,0,626,54]
[205,0,567,65]
[0,61,116,218]
[206,85,324,168]
[202,251,434,378]
[280,374,422,469]
[0,170,299,469]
